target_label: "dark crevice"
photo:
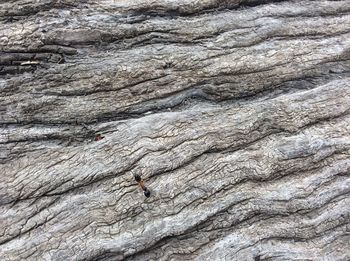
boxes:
[5,110,348,209]
[1,60,349,126]
[127,195,350,260]
[127,0,288,19]
[0,1,85,21]
[0,214,57,246]
[0,46,77,75]
[42,74,167,97]
[80,251,123,261]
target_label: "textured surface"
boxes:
[1,0,350,260]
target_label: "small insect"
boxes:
[134,174,151,198]
[94,133,104,141]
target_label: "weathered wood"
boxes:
[1,0,350,260]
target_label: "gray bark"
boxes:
[1,0,350,260]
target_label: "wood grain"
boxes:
[1,1,350,260]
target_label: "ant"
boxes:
[134,174,151,198]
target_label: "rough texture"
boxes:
[1,0,350,260]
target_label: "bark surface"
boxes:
[1,0,350,260]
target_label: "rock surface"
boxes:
[1,0,350,260]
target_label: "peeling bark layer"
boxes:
[1,0,350,260]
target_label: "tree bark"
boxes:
[1,0,350,260]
